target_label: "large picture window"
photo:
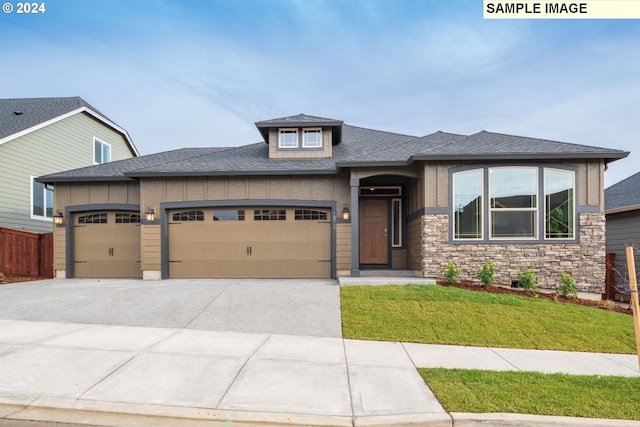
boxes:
[452,166,576,242]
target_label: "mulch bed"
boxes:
[436,280,633,316]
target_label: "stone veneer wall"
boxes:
[421,213,606,294]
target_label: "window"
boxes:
[295,209,327,220]
[115,213,141,223]
[254,209,286,221]
[302,129,322,148]
[94,138,111,164]
[31,177,53,220]
[451,166,576,242]
[453,170,483,240]
[78,213,107,224]
[489,167,537,239]
[545,169,574,239]
[172,210,204,221]
[278,129,298,148]
[213,210,245,221]
[392,199,402,247]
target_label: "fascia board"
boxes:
[605,204,640,215]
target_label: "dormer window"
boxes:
[279,129,298,148]
[303,128,322,148]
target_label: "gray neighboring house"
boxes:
[39,113,628,295]
[0,97,139,232]
[605,171,640,293]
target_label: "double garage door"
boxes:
[168,207,332,279]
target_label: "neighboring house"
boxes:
[39,113,627,294]
[604,171,640,293]
[0,97,139,232]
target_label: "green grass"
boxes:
[341,285,636,353]
[419,368,640,420]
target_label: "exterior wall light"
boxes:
[342,204,350,221]
[53,211,64,225]
[145,207,155,222]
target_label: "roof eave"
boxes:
[605,204,640,215]
[36,175,134,184]
[412,152,630,161]
[125,168,339,178]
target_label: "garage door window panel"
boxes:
[254,209,286,221]
[295,209,328,220]
[116,213,141,223]
[214,209,245,221]
[78,213,107,224]
[172,210,204,222]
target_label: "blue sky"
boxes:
[1,0,638,185]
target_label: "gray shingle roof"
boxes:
[37,117,630,183]
[1,97,100,140]
[0,96,139,156]
[605,171,640,212]
[255,113,343,127]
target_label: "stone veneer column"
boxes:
[421,213,606,294]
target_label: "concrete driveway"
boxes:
[0,279,342,337]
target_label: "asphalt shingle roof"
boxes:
[0,97,105,141]
[37,118,629,183]
[605,171,640,212]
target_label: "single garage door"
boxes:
[74,211,142,278]
[168,207,331,278]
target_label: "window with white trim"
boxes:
[302,128,322,148]
[278,129,298,148]
[392,198,402,247]
[451,166,576,242]
[489,167,537,239]
[94,138,111,164]
[31,177,53,220]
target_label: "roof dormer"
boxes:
[255,114,343,159]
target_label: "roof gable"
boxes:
[0,97,139,156]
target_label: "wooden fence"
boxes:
[604,252,616,300]
[0,227,53,278]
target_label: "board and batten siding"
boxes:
[52,181,141,272]
[140,173,351,274]
[0,112,136,232]
[605,210,640,287]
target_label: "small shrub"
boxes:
[558,272,578,299]
[444,261,462,284]
[476,260,495,286]
[517,269,537,291]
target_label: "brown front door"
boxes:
[359,200,389,265]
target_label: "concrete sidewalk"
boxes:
[0,319,638,427]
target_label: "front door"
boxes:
[359,200,389,265]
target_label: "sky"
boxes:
[1,0,638,186]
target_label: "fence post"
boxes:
[624,246,640,370]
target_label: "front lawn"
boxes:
[340,285,636,354]
[419,368,640,420]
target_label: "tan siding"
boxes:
[268,176,290,199]
[407,217,422,271]
[89,184,109,204]
[186,177,205,201]
[248,177,268,199]
[0,112,134,232]
[206,177,227,199]
[391,249,407,269]
[290,177,311,199]
[227,177,248,199]
[141,224,161,270]
[268,126,332,159]
[336,223,352,271]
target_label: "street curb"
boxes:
[450,412,640,427]
[3,397,640,427]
